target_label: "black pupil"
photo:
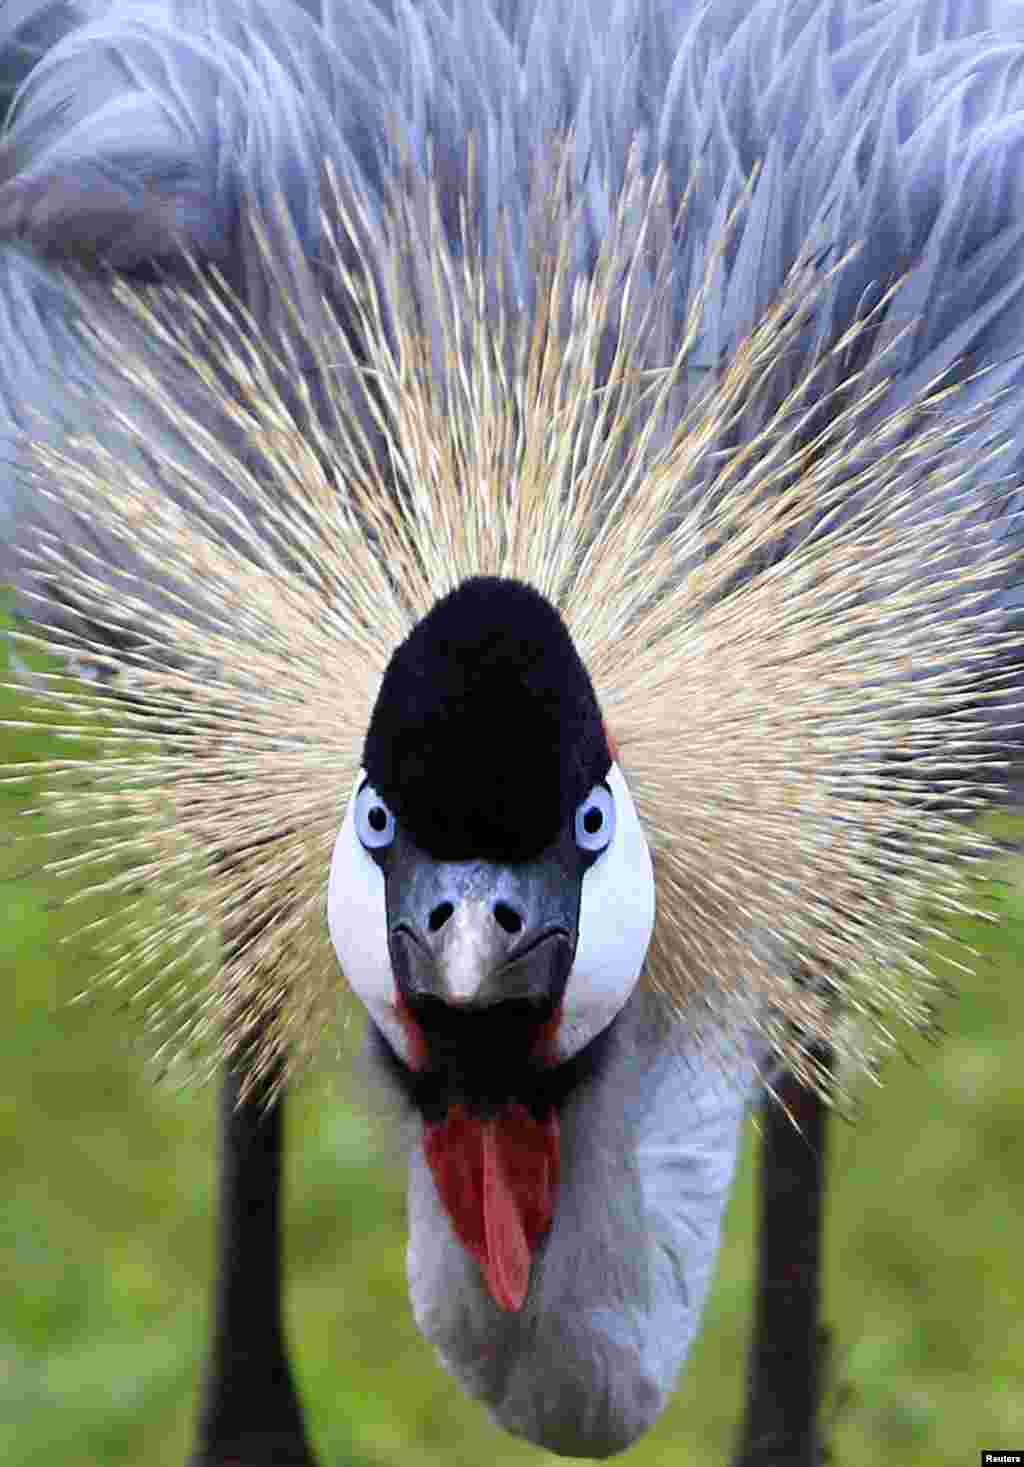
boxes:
[583,806,603,834]
[369,805,388,832]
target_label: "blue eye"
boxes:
[575,784,614,853]
[355,784,396,849]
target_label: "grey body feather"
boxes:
[405,988,759,1454]
[1,1,1023,1454]
[2,1,1024,657]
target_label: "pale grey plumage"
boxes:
[1,2,1023,1458]
[2,0,1023,687]
[405,989,759,1455]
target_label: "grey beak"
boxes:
[386,851,581,1014]
[427,897,516,1005]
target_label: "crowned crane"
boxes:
[329,577,717,1453]
[1,1,1023,1464]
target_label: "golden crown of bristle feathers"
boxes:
[4,157,1016,1099]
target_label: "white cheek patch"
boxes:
[558,762,655,1061]
[327,771,412,1064]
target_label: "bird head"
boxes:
[328,576,654,1310]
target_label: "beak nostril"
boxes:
[493,901,523,935]
[428,901,454,933]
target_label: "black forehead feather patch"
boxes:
[363,577,611,861]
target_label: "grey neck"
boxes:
[404,986,762,1457]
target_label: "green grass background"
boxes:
[2,627,1022,1467]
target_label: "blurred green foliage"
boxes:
[1,620,1022,1467]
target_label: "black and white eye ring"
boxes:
[355,783,396,849]
[575,783,615,853]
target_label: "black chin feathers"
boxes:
[363,577,611,861]
[367,1000,620,1122]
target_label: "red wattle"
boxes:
[481,1120,531,1310]
[396,996,430,1070]
[424,1102,561,1313]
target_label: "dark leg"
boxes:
[732,1051,833,1467]
[189,1054,319,1467]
